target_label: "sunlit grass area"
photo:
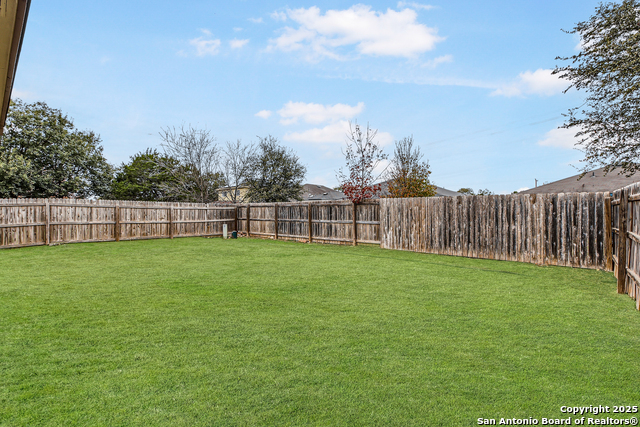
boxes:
[1,238,638,426]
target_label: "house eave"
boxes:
[0,0,31,138]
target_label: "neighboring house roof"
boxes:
[301,184,346,201]
[0,0,31,137]
[377,180,461,198]
[519,167,639,195]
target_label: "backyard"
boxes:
[0,237,638,426]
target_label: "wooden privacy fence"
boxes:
[4,189,639,309]
[0,199,236,248]
[380,192,611,270]
[2,194,612,271]
[612,182,640,310]
[236,201,380,245]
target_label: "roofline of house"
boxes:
[1,0,31,138]
[216,185,250,191]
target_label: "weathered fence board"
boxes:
[379,193,610,271]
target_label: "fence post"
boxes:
[604,197,613,271]
[246,204,251,237]
[308,202,312,243]
[234,204,238,233]
[114,203,120,242]
[45,200,50,246]
[169,206,174,239]
[352,202,357,246]
[274,203,279,240]
[618,189,628,294]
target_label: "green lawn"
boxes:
[1,238,638,426]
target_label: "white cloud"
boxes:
[516,187,530,192]
[189,30,221,56]
[537,127,581,149]
[491,69,567,97]
[255,110,272,119]
[10,89,34,100]
[284,121,351,143]
[268,5,444,60]
[233,27,243,32]
[270,11,288,21]
[397,1,435,10]
[284,120,393,146]
[421,54,453,69]
[248,17,263,23]
[278,101,364,125]
[230,39,249,49]
[373,158,391,179]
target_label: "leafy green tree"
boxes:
[554,0,640,175]
[0,151,32,198]
[246,136,306,202]
[110,149,179,201]
[0,100,114,198]
[386,136,436,198]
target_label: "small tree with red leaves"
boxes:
[337,122,388,204]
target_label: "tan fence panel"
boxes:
[0,199,237,248]
[0,201,47,248]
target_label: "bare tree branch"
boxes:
[221,140,256,203]
[157,125,223,203]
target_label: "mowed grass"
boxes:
[0,238,638,426]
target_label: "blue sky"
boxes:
[13,0,602,193]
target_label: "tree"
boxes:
[386,136,436,198]
[221,139,256,203]
[457,188,493,196]
[158,125,224,203]
[246,136,306,202]
[0,151,32,198]
[337,122,388,204]
[553,0,640,175]
[0,100,114,198]
[110,149,179,201]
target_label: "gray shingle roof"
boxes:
[520,167,639,195]
[301,184,347,201]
